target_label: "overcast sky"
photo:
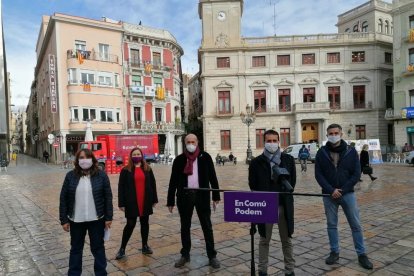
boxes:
[3,0,391,107]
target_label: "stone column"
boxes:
[295,120,302,143]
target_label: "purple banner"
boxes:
[224,191,279,223]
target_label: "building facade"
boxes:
[27,14,185,162]
[388,0,414,147]
[198,0,394,161]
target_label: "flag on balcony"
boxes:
[77,50,84,64]
[410,29,414,42]
[83,83,91,91]
[144,62,152,75]
[156,87,165,100]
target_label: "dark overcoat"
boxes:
[248,153,296,237]
[118,167,158,218]
[167,151,220,210]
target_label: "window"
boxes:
[256,129,265,149]
[356,125,366,139]
[217,57,230,68]
[328,86,341,109]
[278,89,291,111]
[385,20,389,34]
[134,107,141,122]
[327,52,340,64]
[353,85,366,109]
[277,55,290,66]
[302,53,315,65]
[410,15,414,29]
[98,76,111,86]
[303,87,315,103]
[378,19,383,33]
[75,40,86,51]
[131,75,141,87]
[153,77,162,88]
[218,91,231,114]
[361,21,368,32]
[116,112,120,122]
[72,108,79,121]
[92,143,102,151]
[352,51,365,62]
[68,68,77,84]
[252,56,266,67]
[385,52,392,64]
[114,74,119,87]
[410,90,414,106]
[280,128,290,148]
[152,52,161,69]
[220,130,231,150]
[130,49,140,66]
[81,72,94,84]
[100,110,113,122]
[155,108,162,122]
[98,43,109,61]
[82,108,96,121]
[409,48,414,64]
[254,90,266,112]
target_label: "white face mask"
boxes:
[265,142,279,154]
[79,158,93,170]
[327,135,341,144]
[186,144,197,153]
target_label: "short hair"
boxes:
[263,129,279,142]
[326,123,342,132]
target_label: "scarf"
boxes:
[326,139,348,153]
[263,147,281,167]
[184,146,200,175]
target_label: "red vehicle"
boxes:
[80,134,159,170]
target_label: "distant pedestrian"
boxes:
[59,149,113,276]
[359,144,377,181]
[167,133,221,269]
[43,150,49,163]
[315,123,373,270]
[115,147,158,260]
[298,144,310,172]
[402,143,412,153]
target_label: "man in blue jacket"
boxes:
[315,123,373,270]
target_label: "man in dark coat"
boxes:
[315,123,373,270]
[167,133,221,269]
[248,129,296,276]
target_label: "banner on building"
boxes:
[401,107,414,119]
[130,86,144,93]
[144,85,156,97]
[49,54,57,113]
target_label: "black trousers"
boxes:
[120,216,150,249]
[177,191,217,259]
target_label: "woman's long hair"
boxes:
[362,144,369,151]
[74,148,99,177]
[125,147,150,172]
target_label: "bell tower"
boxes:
[198,0,243,48]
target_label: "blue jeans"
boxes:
[68,219,107,276]
[323,192,366,256]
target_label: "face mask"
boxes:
[132,156,143,164]
[79,158,93,170]
[265,142,279,154]
[327,135,341,144]
[186,144,197,153]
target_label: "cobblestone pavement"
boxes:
[0,155,413,275]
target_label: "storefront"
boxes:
[66,135,84,156]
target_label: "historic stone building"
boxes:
[197,0,394,161]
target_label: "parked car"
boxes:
[405,150,414,165]
[283,143,319,163]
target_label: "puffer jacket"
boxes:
[59,170,113,225]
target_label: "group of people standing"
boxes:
[59,125,374,276]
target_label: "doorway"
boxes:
[302,123,319,143]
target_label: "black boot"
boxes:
[115,248,126,260]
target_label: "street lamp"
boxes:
[240,104,256,164]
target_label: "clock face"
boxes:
[217,11,226,21]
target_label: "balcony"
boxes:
[127,121,185,134]
[293,102,330,112]
[215,106,234,117]
[67,49,119,63]
[402,64,414,77]
[128,59,172,72]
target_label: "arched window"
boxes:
[378,19,383,33]
[385,20,389,34]
[361,21,368,32]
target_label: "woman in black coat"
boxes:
[115,147,158,259]
[359,144,377,181]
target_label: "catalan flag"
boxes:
[77,50,84,64]
[410,29,414,42]
[144,63,152,74]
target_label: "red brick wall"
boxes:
[142,45,151,62]
[123,42,129,61]
[145,102,153,122]
[166,103,171,122]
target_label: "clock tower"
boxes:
[198,0,243,48]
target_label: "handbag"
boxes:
[362,165,373,175]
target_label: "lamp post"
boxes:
[240,104,256,164]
